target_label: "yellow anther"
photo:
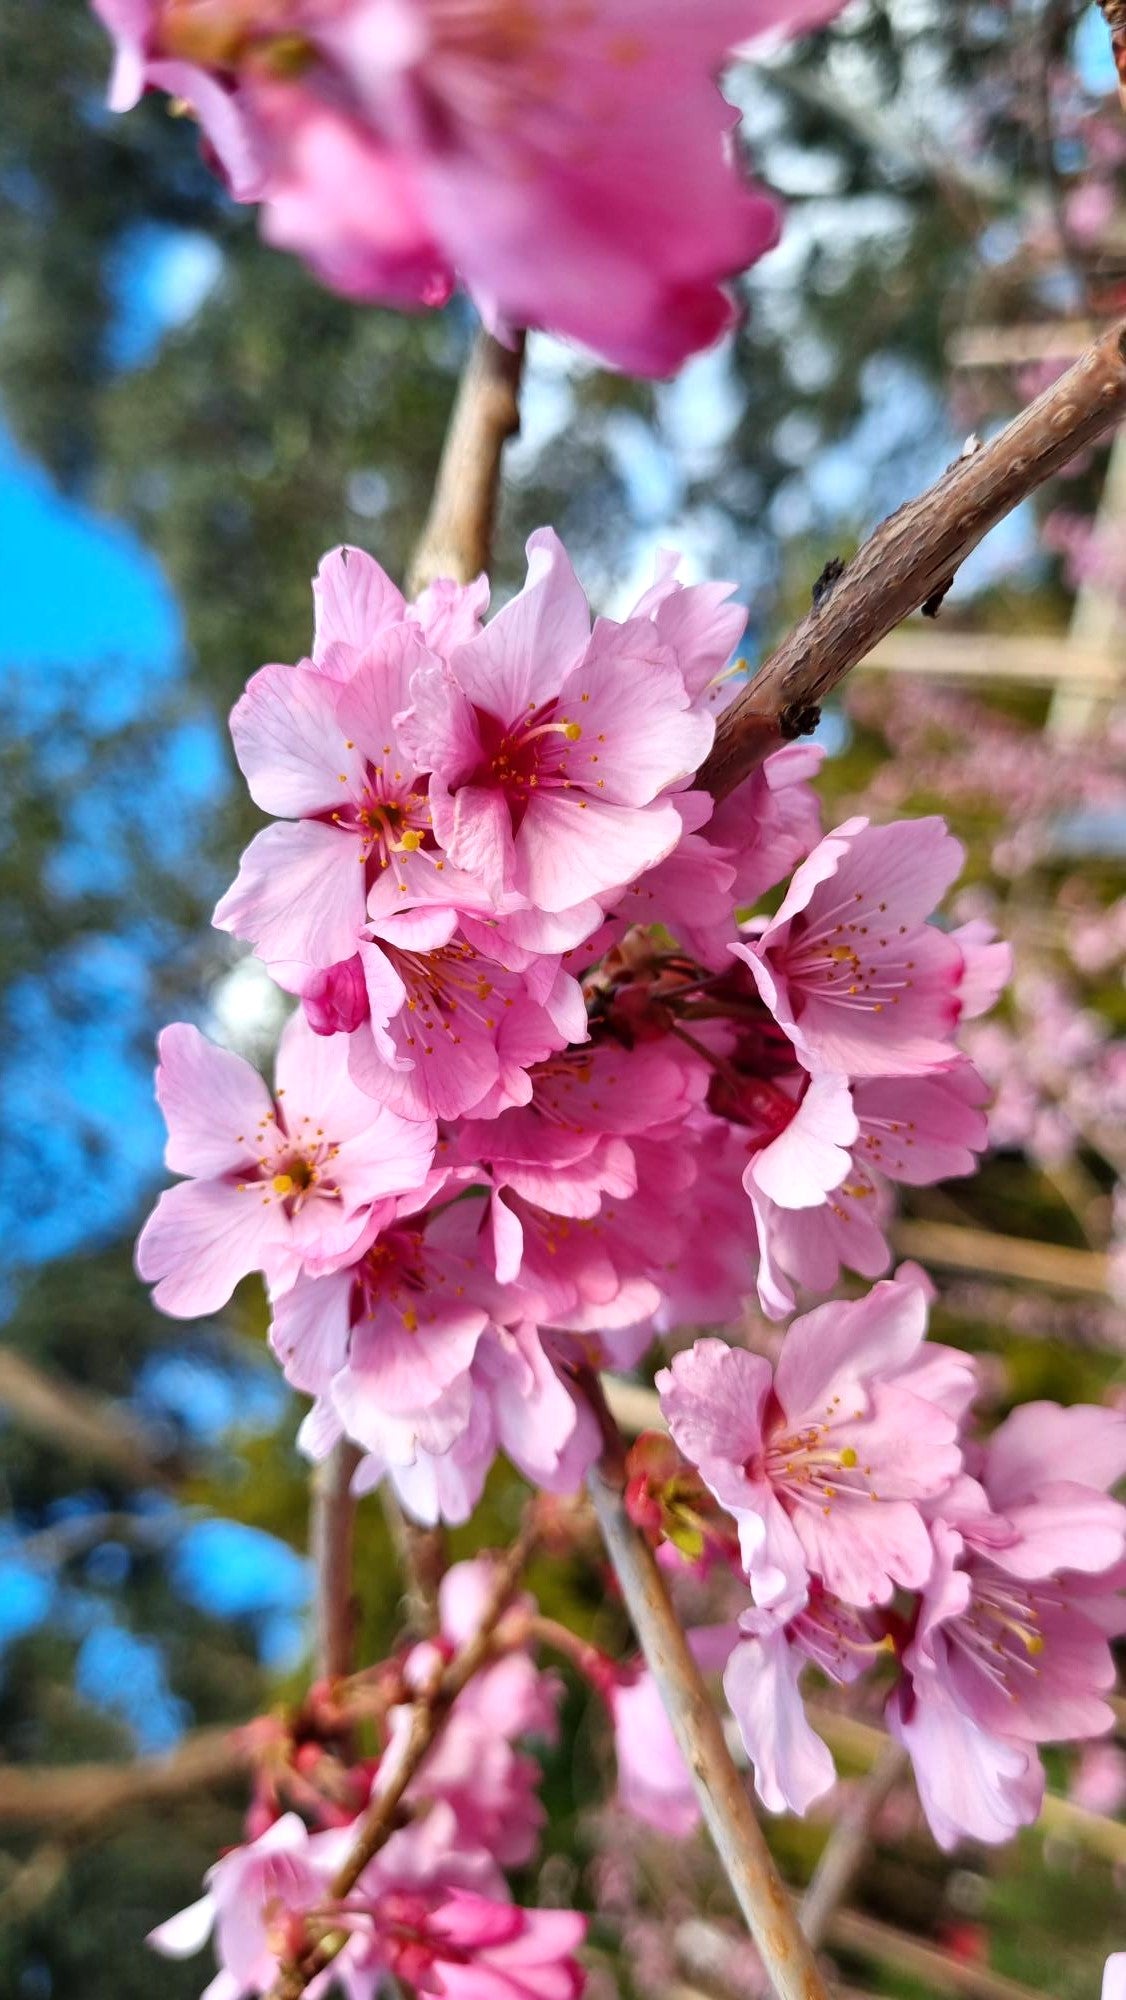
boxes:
[272,1173,294,1196]
[839,1446,859,1468]
[562,721,582,741]
[398,829,424,851]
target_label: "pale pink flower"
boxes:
[136,1015,435,1317]
[724,1590,886,1816]
[733,815,968,1077]
[1104,1957,1126,2000]
[889,1412,1126,1851]
[311,544,489,671]
[406,530,714,913]
[657,1278,963,1614]
[148,1812,334,2000]
[746,1062,990,1317]
[93,0,847,376]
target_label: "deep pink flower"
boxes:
[269,1198,510,1465]
[657,1277,963,1613]
[344,915,581,1123]
[733,815,969,1077]
[405,530,714,913]
[213,625,491,980]
[136,1015,435,1317]
[93,0,847,376]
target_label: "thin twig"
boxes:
[583,1382,831,2000]
[310,1441,363,1682]
[799,1743,907,1949]
[267,1518,538,2000]
[406,328,526,597]
[380,1488,448,1639]
[699,317,1126,800]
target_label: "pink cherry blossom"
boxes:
[657,1277,963,1614]
[213,624,491,980]
[746,1062,990,1317]
[269,1197,508,1466]
[311,544,489,671]
[344,916,580,1123]
[136,1014,435,1317]
[148,1811,334,1999]
[406,530,715,913]
[724,1590,886,1816]
[889,1431,1126,1852]
[733,815,969,1077]
[93,0,848,377]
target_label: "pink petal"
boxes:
[136,1178,281,1318]
[155,1023,274,1179]
[229,660,364,819]
[213,819,367,970]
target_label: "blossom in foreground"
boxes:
[657,1277,964,1614]
[150,1801,586,2000]
[135,1015,435,1316]
[724,1591,887,1816]
[93,0,847,375]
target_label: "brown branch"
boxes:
[267,1517,538,2000]
[0,1347,174,1487]
[0,1727,251,1830]
[310,1441,363,1682]
[699,316,1126,800]
[380,1488,448,1639]
[799,1743,907,1950]
[584,1386,831,2000]
[406,328,526,597]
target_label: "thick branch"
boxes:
[585,1401,830,2000]
[0,1727,250,1830]
[310,1441,363,1681]
[700,316,1126,799]
[267,1519,538,2000]
[0,1347,174,1487]
[406,329,526,597]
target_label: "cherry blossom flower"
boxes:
[746,1062,990,1317]
[136,1015,435,1317]
[733,815,969,1077]
[724,1590,888,1816]
[657,1277,964,1614]
[405,529,715,913]
[1104,1957,1126,2000]
[212,625,490,980]
[889,1407,1126,1850]
[93,0,848,376]
[148,1811,335,1998]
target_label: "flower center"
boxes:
[781,894,916,1018]
[471,701,583,829]
[950,1566,1045,1698]
[760,1410,878,1517]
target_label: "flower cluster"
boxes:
[138,529,1008,1531]
[92,0,845,374]
[150,1559,585,2000]
[629,1270,1126,1850]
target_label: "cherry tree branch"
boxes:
[699,316,1126,800]
[799,1742,907,1949]
[310,1441,363,1681]
[406,328,526,597]
[0,1346,176,1487]
[0,1727,252,1830]
[582,1383,831,2000]
[266,1517,539,2000]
